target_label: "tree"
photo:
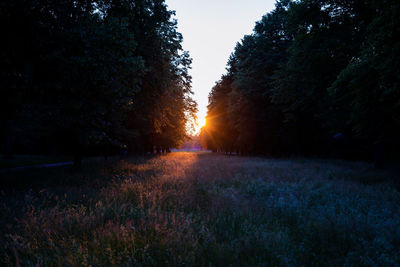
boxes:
[202,0,292,155]
[329,0,400,167]
[202,0,399,163]
[1,0,196,166]
[271,0,373,154]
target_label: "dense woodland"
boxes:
[0,0,197,166]
[201,0,400,167]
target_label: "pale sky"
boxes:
[165,0,276,133]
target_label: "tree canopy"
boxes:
[201,0,400,165]
[1,0,197,165]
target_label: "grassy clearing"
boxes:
[1,152,399,266]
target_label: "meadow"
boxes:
[1,152,399,266]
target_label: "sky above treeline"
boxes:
[165,0,276,133]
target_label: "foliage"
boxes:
[329,0,400,149]
[0,0,197,163]
[201,0,399,162]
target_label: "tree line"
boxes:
[201,0,400,167]
[0,0,197,166]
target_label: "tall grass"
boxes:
[1,152,399,266]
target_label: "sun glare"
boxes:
[194,116,206,133]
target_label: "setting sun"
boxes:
[194,116,206,133]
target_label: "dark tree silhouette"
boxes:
[201,0,400,165]
[0,0,197,166]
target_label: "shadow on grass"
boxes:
[0,155,157,191]
[0,155,72,169]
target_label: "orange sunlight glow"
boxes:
[194,116,206,134]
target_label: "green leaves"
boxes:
[329,0,400,141]
[203,0,400,159]
[1,0,196,158]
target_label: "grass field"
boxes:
[1,152,399,266]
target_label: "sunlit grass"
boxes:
[1,152,399,266]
